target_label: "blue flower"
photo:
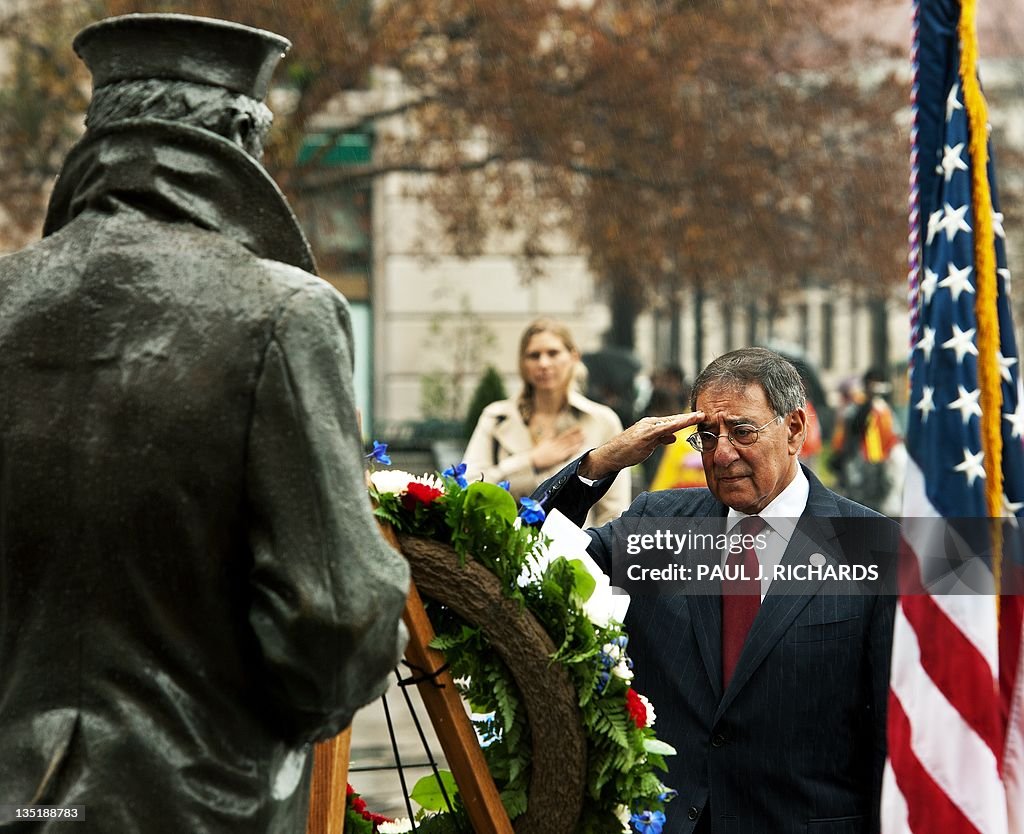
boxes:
[595,669,611,694]
[658,789,678,803]
[443,462,469,488]
[631,809,666,834]
[497,480,511,491]
[367,440,391,466]
[518,496,546,525]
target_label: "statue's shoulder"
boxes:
[256,256,354,315]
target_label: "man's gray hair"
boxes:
[85,79,274,158]
[690,347,806,417]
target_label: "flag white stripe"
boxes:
[881,759,911,834]
[1005,615,1024,834]
[902,459,1000,672]
[890,604,1009,834]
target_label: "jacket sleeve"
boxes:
[245,281,409,744]
[590,470,631,526]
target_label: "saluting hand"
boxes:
[578,411,705,480]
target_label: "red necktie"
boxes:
[721,515,766,688]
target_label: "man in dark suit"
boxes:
[536,347,897,834]
[0,15,408,833]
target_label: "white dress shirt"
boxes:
[725,465,810,600]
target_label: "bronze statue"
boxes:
[0,14,409,832]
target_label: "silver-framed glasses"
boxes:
[686,416,782,452]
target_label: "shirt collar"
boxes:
[726,464,809,541]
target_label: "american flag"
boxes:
[881,1,1024,832]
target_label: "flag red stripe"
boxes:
[900,552,1004,763]
[888,690,984,834]
[1001,595,1024,737]
[900,592,1004,761]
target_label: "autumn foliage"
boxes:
[0,0,924,332]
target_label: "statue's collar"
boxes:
[43,119,316,274]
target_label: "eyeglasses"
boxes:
[686,416,782,453]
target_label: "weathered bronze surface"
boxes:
[0,14,409,833]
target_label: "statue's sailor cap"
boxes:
[73,13,291,101]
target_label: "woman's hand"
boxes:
[530,427,586,471]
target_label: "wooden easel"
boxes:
[305,523,514,834]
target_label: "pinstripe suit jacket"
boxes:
[535,462,898,834]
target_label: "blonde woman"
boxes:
[463,319,630,526]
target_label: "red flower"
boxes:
[346,783,391,827]
[625,687,647,728]
[401,481,443,510]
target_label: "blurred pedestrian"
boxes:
[0,14,409,833]
[581,346,645,429]
[644,365,704,490]
[829,368,906,515]
[463,318,630,526]
[649,365,689,414]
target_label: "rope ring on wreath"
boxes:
[398,532,588,834]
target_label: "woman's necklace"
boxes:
[529,411,562,442]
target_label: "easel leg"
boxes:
[307,727,352,834]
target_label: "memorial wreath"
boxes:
[358,447,676,834]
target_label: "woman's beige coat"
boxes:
[463,390,631,527]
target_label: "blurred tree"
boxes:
[462,365,507,441]
[1,0,999,355]
[0,0,95,249]
[419,296,497,423]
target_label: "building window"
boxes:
[293,131,373,302]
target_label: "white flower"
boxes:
[580,559,619,627]
[377,819,414,834]
[638,692,656,728]
[370,469,416,495]
[614,804,632,833]
[411,473,444,491]
[370,470,444,496]
[602,642,622,662]
[612,658,633,682]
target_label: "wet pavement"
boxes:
[346,672,452,819]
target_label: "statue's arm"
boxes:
[245,279,410,743]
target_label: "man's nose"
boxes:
[713,436,739,465]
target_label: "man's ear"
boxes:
[786,406,808,454]
[229,112,255,154]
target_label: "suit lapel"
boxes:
[682,496,728,698]
[689,590,723,701]
[714,469,844,717]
